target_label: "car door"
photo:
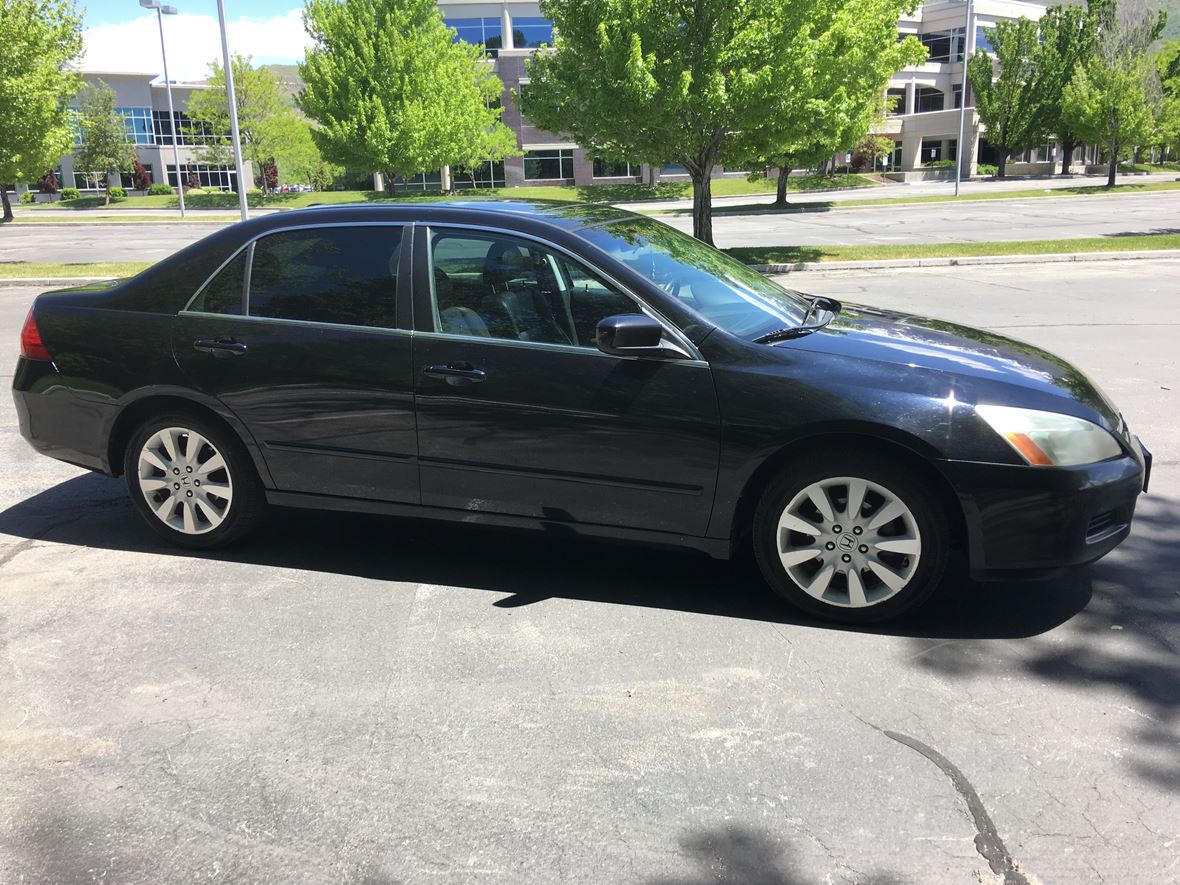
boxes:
[411,224,720,536]
[173,223,419,504]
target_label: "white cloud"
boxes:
[82,9,310,81]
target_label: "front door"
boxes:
[411,225,720,536]
[174,223,419,504]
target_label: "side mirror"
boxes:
[596,314,678,358]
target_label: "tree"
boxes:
[855,134,897,172]
[523,0,923,244]
[73,82,137,204]
[185,56,312,195]
[131,156,152,190]
[0,0,83,222]
[1153,38,1180,159]
[298,0,516,195]
[1029,1,1108,174]
[1060,0,1165,186]
[968,17,1043,178]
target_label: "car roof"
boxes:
[242,199,635,238]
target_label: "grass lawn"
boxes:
[727,232,1180,265]
[14,214,241,223]
[653,179,1180,216]
[21,173,881,214]
[4,232,1177,281]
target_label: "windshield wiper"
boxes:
[753,296,842,344]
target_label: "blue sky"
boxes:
[81,0,308,78]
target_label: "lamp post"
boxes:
[215,0,249,221]
[140,0,185,218]
[954,0,973,197]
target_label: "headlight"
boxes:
[976,404,1123,467]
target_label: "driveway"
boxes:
[1,259,1177,883]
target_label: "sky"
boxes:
[80,0,309,80]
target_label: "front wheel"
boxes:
[753,452,949,624]
[124,412,265,549]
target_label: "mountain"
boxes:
[261,64,304,107]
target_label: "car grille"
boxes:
[1086,510,1122,542]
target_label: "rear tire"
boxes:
[123,412,265,549]
[752,450,948,624]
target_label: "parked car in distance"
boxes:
[12,202,1151,623]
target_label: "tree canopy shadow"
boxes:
[0,472,1094,642]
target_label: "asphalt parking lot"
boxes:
[1,259,1177,884]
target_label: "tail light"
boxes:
[20,308,52,362]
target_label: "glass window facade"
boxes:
[166,163,238,190]
[593,159,640,178]
[445,16,504,54]
[921,138,944,163]
[919,28,965,63]
[120,163,153,189]
[975,26,994,54]
[915,87,945,113]
[513,16,553,48]
[661,163,687,175]
[886,88,907,115]
[952,83,962,109]
[153,110,219,146]
[523,149,574,180]
[117,107,154,144]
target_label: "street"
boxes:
[3,189,1178,264]
[1,259,1176,883]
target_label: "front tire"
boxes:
[752,451,949,624]
[124,412,265,549]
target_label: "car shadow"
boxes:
[0,473,1093,641]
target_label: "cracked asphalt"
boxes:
[1,259,1177,883]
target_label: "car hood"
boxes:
[778,301,1123,427]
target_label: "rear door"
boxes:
[173,223,419,503]
[411,224,721,536]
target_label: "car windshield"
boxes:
[578,215,810,339]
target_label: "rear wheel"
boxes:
[123,412,265,549]
[753,451,949,623]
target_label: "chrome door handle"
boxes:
[423,363,487,384]
[193,338,248,357]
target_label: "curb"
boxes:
[751,249,1180,273]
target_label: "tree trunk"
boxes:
[103,188,111,206]
[774,167,791,206]
[383,171,397,197]
[1,186,13,223]
[1060,142,1075,175]
[997,151,1007,179]
[1106,144,1117,188]
[690,170,714,246]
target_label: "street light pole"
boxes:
[954,0,972,197]
[140,1,185,218]
[215,0,249,221]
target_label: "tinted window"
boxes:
[192,249,247,315]
[429,230,637,348]
[248,226,401,328]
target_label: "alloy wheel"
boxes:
[776,476,921,608]
[137,426,234,535]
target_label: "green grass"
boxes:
[725,233,1180,265]
[650,178,1180,216]
[0,261,151,279]
[21,173,883,214]
[14,214,241,223]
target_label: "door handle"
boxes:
[423,363,487,384]
[193,338,248,358]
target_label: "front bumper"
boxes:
[939,439,1148,578]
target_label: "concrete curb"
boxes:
[4,249,1179,287]
[751,249,1180,273]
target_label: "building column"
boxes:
[904,79,916,116]
[501,4,514,50]
[900,134,922,171]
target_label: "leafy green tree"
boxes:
[298,0,515,195]
[1154,38,1180,159]
[522,0,924,244]
[73,82,137,205]
[278,118,343,188]
[186,56,314,195]
[0,0,82,222]
[1061,1,1165,186]
[968,17,1043,178]
[1030,0,1108,174]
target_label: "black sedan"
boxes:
[12,202,1150,623]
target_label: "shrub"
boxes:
[19,191,36,204]
[147,182,173,195]
[37,170,60,194]
[107,185,127,202]
[131,158,152,190]
[923,159,956,168]
[61,187,81,200]
[976,163,998,176]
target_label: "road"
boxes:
[4,190,1178,264]
[1,260,1178,883]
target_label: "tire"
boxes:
[123,411,266,549]
[752,450,949,624]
